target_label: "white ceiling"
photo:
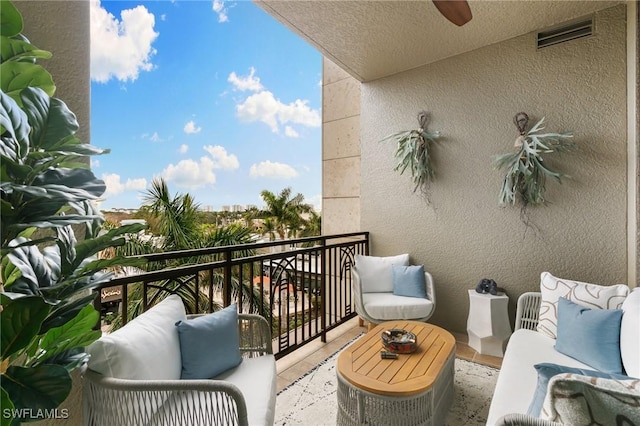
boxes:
[255,0,621,82]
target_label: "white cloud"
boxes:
[284,126,299,138]
[249,161,298,179]
[90,0,159,83]
[236,90,320,133]
[212,0,229,23]
[179,144,189,154]
[149,132,162,142]
[203,145,239,170]
[160,14,166,21]
[91,159,100,168]
[161,157,217,189]
[183,120,202,134]
[160,145,239,190]
[228,67,263,92]
[308,194,322,212]
[102,173,147,197]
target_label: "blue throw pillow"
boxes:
[175,304,242,379]
[392,264,427,299]
[526,363,630,417]
[554,297,623,374]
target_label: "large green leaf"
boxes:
[0,1,22,37]
[32,169,106,198]
[40,348,89,373]
[6,215,104,234]
[37,304,100,364]
[39,293,97,333]
[5,238,54,293]
[0,386,15,426]
[0,89,30,161]
[74,223,147,269]
[20,87,77,151]
[1,36,51,63]
[9,182,102,203]
[0,295,50,359]
[54,225,76,279]
[2,365,71,414]
[0,62,55,104]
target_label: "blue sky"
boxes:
[90,0,322,211]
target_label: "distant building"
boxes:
[221,205,231,212]
[232,204,244,212]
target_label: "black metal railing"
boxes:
[95,232,369,359]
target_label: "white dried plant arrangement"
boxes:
[380,111,441,194]
[493,112,575,208]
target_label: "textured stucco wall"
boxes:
[14,3,90,425]
[322,58,361,234]
[360,5,628,333]
[16,0,91,145]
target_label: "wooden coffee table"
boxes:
[336,320,456,426]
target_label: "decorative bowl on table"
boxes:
[381,329,417,354]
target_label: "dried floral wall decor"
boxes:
[380,111,441,193]
[493,112,574,208]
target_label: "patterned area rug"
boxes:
[275,347,499,426]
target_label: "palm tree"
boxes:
[299,210,321,238]
[107,180,270,329]
[261,217,278,241]
[259,187,313,240]
[143,178,200,250]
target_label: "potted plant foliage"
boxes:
[1,2,144,424]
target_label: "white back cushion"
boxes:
[87,294,187,380]
[537,272,629,339]
[620,288,640,378]
[355,254,409,293]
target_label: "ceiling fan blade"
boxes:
[432,0,473,27]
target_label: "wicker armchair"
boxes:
[83,313,274,426]
[352,267,436,326]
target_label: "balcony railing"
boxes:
[95,232,369,359]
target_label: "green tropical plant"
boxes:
[1,2,144,423]
[493,113,574,208]
[380,111,441,193]
[259,187,313,240]
[143,178,200,250]
[107,183,270,330]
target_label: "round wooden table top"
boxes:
[337,320,456,397]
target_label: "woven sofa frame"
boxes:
[83,313,272,426]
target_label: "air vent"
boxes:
[537,17,593,49]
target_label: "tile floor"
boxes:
[275,317,503,392]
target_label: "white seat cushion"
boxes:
[486,329,593,426]
[151,355,277,426]
[87,294,187,380]
[216,355,277,426]
[362,292,434,320]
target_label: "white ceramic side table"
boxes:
[466,289,512,357]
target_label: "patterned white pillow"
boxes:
[541,373,640,424]
[537,272,629,339]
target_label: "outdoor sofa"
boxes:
[83,295,276,426]
[487,272,640,425]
